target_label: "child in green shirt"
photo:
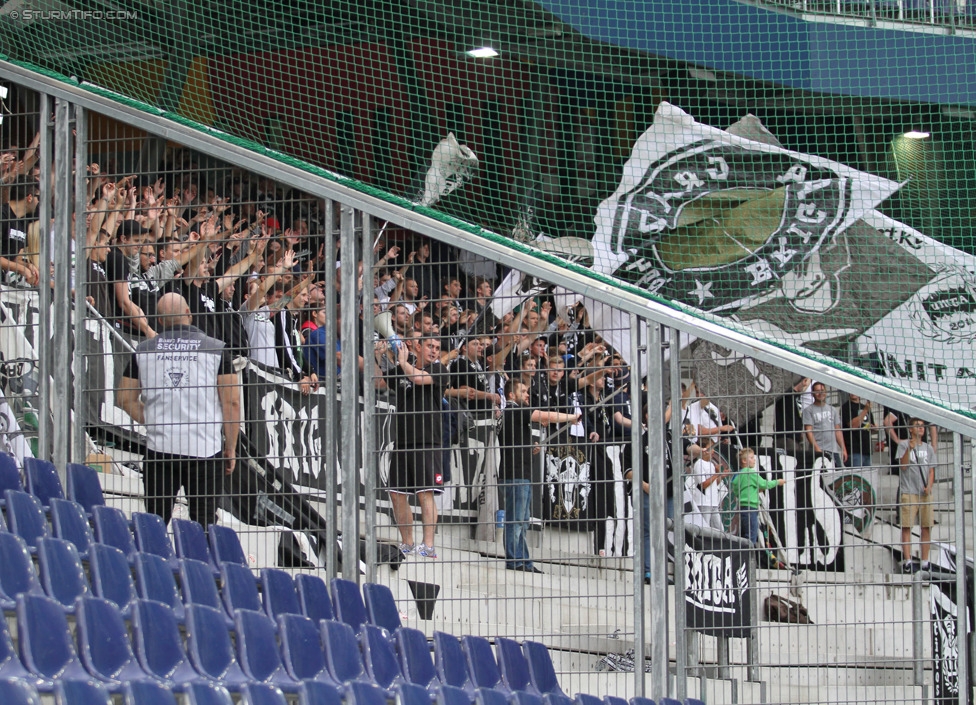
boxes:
[730,447,785,545]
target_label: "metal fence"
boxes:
[3,70,976,705]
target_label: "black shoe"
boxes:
[524,565,543,574]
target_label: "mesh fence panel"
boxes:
[1,0,975,414]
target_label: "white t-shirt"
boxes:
[241,306,278,369]
[684,400,721,444]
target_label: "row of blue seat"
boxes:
[0,530,404,642]
[0,678,704,705]
[0,456,704,705]
[0,455,106,514]
[2,486,240,569]
[1,590,576,701]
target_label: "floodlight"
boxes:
[466,47,499,59]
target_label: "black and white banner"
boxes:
[931,577,973,705]
[684,528,752,638]
[765,452,845,572]
[522,103,975,421]
[243,362,396,495]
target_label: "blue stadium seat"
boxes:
[133,552,185,623]
[461,635,505,692]
[474,687,509,705]
[52,679,112,705]
[0,602,37,683]
[240,683,288,705]
[65,463,106,515]
[511,692,543,705]
[394,626,437,689]
[208,523,248,566]
[495,637,534,694]
[361,623,405,690]
[184,603,248,690]
[683,699,705,705]
[5,489,50,551]
[36,537,90,611]
[574,694,602,705]
[233,608,299,692]
[260,567,302,620]
[434,684,473,705]
[0,679,41,705]
[49,498,93,559]
[523,641,566,697]
[91,505,137,560]
[180,558,232,626]
[185,682,234,705]
[657,699,680,705]
[277,612,338,685]
[123,680,178,705]
[131,598,200,688]
[543,695,574,705]
[24,457,64,508]
[331,577,368,634]
[89,543,137,618]
[364,582,403,634]
[604,697,628,705]
[131,512,178,570]
[345,681,390,705]
[396,682,434,705]
[16,593,89,689]
[75,596,150,690]
[0,452,24,499]
[220,561,262,615]
[299,681,344,705]
[172,518,216,570]
[0,531,44,611]
[629,697,656,705]
[321,618,370,685]
[296,573,335,623]
[433,631,474,695]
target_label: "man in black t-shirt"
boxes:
[105,221,155,337]
[774,377,811,455]
[0,178,40,286]
[499,379,580,573]
[389,337,450,559]
[841,393,874,470]
[446,335,502,536]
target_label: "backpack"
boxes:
[762,594,813,624]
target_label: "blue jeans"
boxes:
[848,452,871,469]
[502,479,532,569]
[740,509,760,545]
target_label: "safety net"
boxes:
[1,0,975,415]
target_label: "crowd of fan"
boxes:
[0,137,937,569]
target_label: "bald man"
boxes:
[118,292,241,526]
